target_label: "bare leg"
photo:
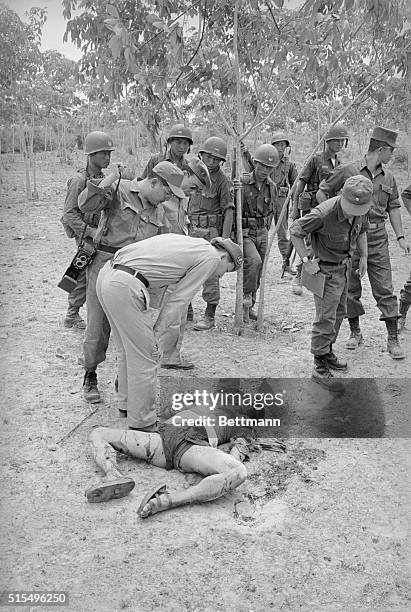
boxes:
[85,427,166,503]
[139,445,247,518]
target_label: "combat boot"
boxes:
[398,300,409,332]
[345,316,363,350]
[385,318,405,360]
[292,263,303,296]
[243,293,253,308]
[249,308,258,320]
[83,370,101,403]
[323,347,348,371]
[187,302,194,322]
[193,303,217,331]
[312,356,345,393]
[64,306,86,329]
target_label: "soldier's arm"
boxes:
[220,177,235,238]
[316,165,346,203]
[401,185,411,216]
[139,155,157,180]
[240,144,254,172]
[61,175,93,238]
[289,162,298,187]
[356,231,368,278]
[78,170,119,214]
[290,209,323,259]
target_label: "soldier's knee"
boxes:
[231,462,247,486]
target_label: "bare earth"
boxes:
[0,155,410,612]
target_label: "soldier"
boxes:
[60,131,114,328]
[240,144,279,320]
[291,123,349,295]
[140,124,193,236]
[78,161,185,404]
[95,234,242,430]
[290,176,372,391]
[398,185,411,331]
[188,137,235,330]
[317,126,410,360]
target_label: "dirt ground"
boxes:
[0,154,410,612]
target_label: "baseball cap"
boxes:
[340,175,373,216]
[152,161,185,198]
[210,237,243,270]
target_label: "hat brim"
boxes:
[189,167,211,190]
[168,183,185,199]
[340,195,372,217]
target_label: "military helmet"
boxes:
[271,132,290,147]
[167,124,193,145]
[84,131,115,155]
[325,123,349,142]
[199,137,227,161]
[253,144,279,167]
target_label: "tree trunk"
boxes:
[233,0,244,333]
[31,106,38,199]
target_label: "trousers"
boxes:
[400,270,411,306]
[243,227,268,298]
[96,262,158,429]
[83,250,112,370]
[311,261,350,355]
[347,225,398,320]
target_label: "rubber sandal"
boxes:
[85,477,135,503]
[137,483,171,519]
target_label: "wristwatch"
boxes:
[302,256,310,263]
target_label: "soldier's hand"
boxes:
[398,237,410,255]
[240,141,248,153]
[304,258,320,275]
[358,255,367,278]
[290,203,299,221]
[232,178,241,189]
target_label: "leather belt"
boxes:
[97,244,119,254]
[368,222,385,229]
[320,258,350,267]
[112,264,150,288]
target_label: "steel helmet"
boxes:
[325,123,349,142]
[199,137,227,161]
[84,131,115,155]
[167,124,193,145]
[271,132,290,147]
[253,144,280,167]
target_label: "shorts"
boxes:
[158,423,209,470]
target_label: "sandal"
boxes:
[137,483,172,519]
[85,476,135,503]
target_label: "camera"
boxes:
[58,239,96,293]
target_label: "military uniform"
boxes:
[399,185,411,329]
[271,156,298,259]
[318,158,400,321]
[240,171,277,301]
[78,178,164,378]
[96,235,225,429]
[290,196,368,355]
[188,167,234,305]
[297,151,341,213]
[60,167,102,326]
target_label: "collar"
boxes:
[360,156,384,176]
[323,149,338,162]
[336,198,349,223]
[128,181,155,210]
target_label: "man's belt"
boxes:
[368,221,385,229]
[242,216,268,229]
[112,264,150,288]
[190,213,223,228]
[319,258,350,267]
[96,244,119,254]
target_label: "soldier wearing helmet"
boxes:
[290,122,349,295]
[239,144,279,320]
[140,124,194,238]
[317,126,409,360]
[188,136,235,331]
[60,131,115,330]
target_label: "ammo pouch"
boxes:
[190,213,223,231]
[58,238,96,293]
[298,191,315,211]
[278,186,289,198]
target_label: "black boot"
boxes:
[83,370,101,403]
[385,318,405,359]
[312,356,345,392]
[346,316,363,350]
[323,345,348,370]
[187,302,194,322]
[194,303,217,331]
[64,306,86,329]
[398,300,410,332]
